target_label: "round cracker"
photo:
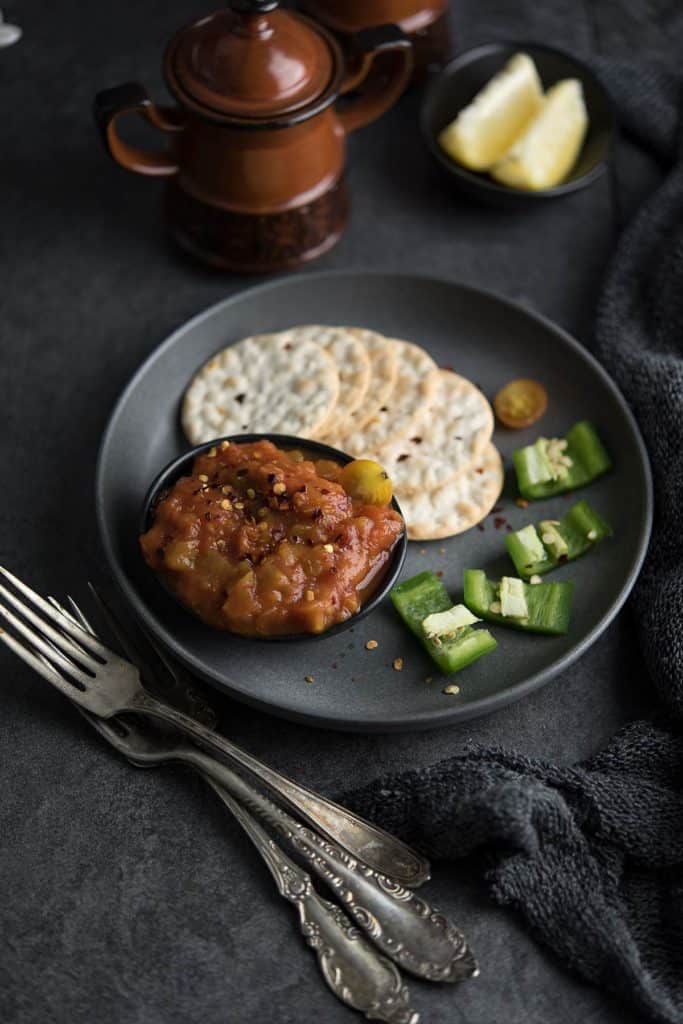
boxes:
[396,443,504,541]
[293,326,371,436]
[321,328,398,443]
[334,338,439,453]
[377,370,494,495]
[181,330,339,445]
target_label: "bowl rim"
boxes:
[139,432,408,643]
[420,39,617,200]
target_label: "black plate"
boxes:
[96,272,651,732]
[421,42,615,207]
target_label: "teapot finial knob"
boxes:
[230,0,278,12]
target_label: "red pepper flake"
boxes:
[490,506,504,515]
[515,497,529,509]
[442,364,455,372]
[436,570,444,578]
[476,522,485,532]
[506,524,513,532]
[563,492,575,501]
[494,516,506,530]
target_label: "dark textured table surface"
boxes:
[0,2,676,1022]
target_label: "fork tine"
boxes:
[44,600,140,749]
[66,596,96,636]
[48,595,97,643]
[0,583,101,673]
[0,601,94,687]
[0,567,111,659]
[49,593,99,642]
[85,585,216,728]
[85,583,174,692]
[48,597,100,666]
[0,624,91,701]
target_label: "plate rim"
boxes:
[95,269,653,732]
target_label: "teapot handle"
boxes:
[93,82,184,177]
[337,25,413,135]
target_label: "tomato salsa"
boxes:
[140,440,404,637]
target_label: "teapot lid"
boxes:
[165,1,337,121]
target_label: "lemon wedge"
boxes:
[438,53,543,171]
[491,79,588,190]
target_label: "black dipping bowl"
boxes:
[421,42,615,208]
[139,434,408,643]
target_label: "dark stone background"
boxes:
[0,1,677,1021]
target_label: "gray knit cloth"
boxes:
[347,63,683,1024]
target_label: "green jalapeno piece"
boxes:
[391,571,497,675]
[506,500,612,579]
[463,569,574,635]
[513,420,611,500]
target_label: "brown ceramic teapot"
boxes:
[94,0,412,273]
[299,0,452,79]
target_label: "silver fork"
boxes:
[0,568,476,982]
[34,602,418,1024]
[70,592,476,984]
[203,777,419,1024]
[0,565,428,888]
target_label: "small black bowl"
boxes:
[139,434,408,643]
[421,41,615,208]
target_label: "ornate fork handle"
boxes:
[204,779,418,1024]
[157,735,477,983]
[131,690,430,887]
